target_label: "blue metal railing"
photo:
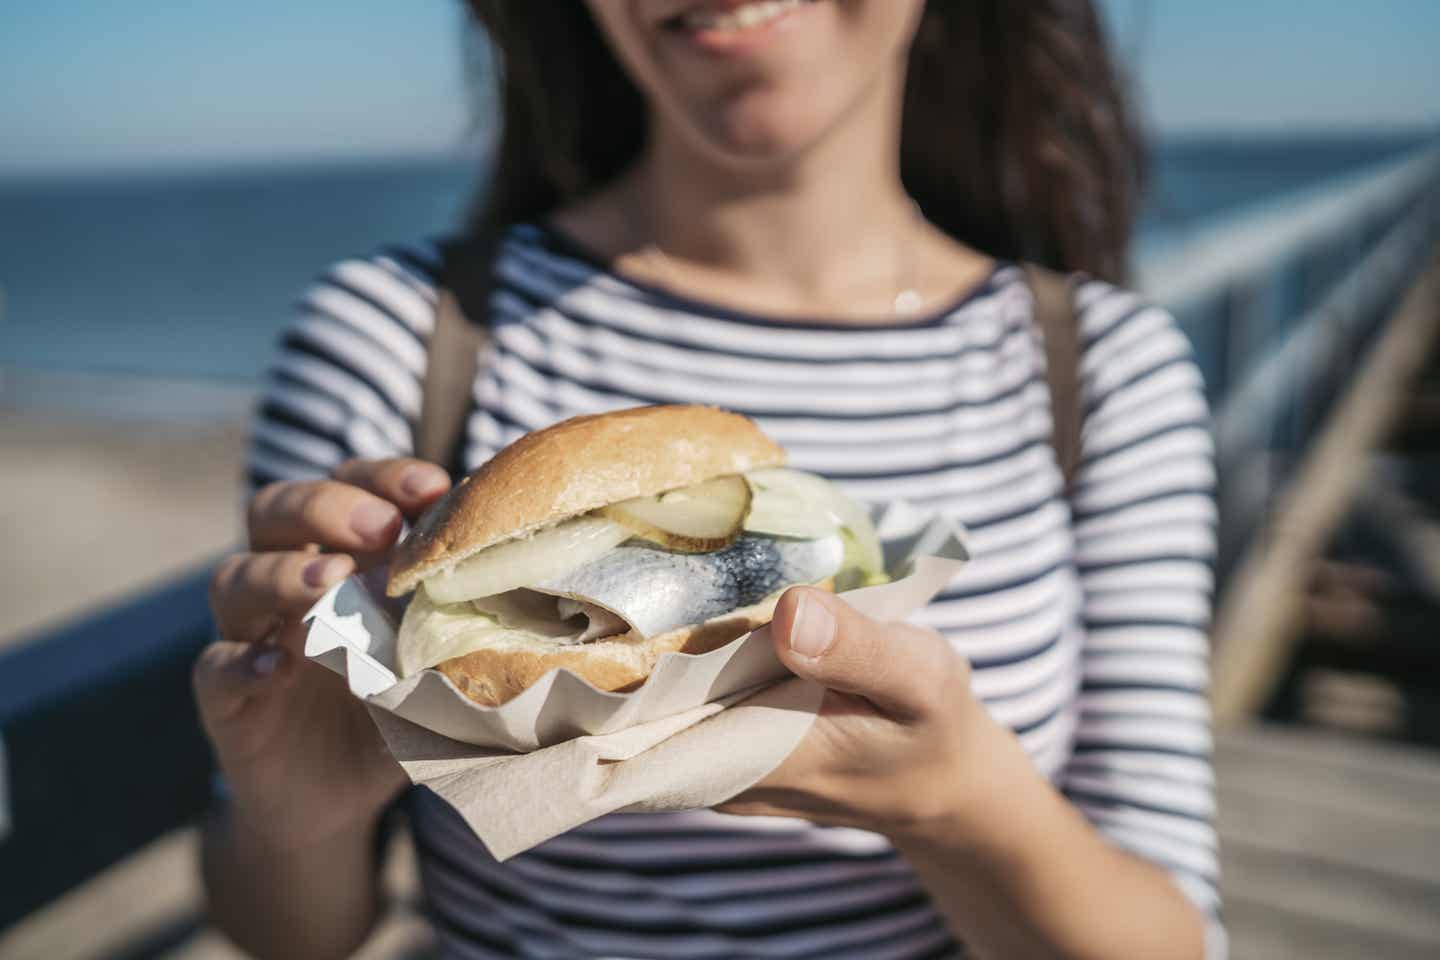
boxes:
[1137,143,1440,579]
[0,569,217,930]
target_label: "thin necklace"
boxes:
[644,200,928,318]
[893,199,926,315]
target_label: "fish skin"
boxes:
[532,534,844,639]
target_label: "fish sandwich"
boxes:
[386,405,886,706]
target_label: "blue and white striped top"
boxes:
[249,222,1222,959]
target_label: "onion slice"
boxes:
[598,475,750,552]
[742,469,841,540]
[743,468,885,583]
[422,517,631,604]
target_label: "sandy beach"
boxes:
[0,371,255,648]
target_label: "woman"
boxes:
[196,1,1221,957]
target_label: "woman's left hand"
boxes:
[719,586,1210,959]
[717,585,1005,844]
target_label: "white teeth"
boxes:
[682,0,808,33]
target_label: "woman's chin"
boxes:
[708,130,810,164]
[690,101,836,166]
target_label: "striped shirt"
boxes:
[249,222,1222,958]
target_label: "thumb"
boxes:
[771,586,961,720]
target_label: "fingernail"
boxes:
[789,594,835,659]
[252,649,285,676]
[350,501,399,542]
[401,464,448,498]
[304,555,351,589]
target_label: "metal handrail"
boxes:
[0,567,218,931]
[1138,146,1440,312]
[1134,141,1440,581]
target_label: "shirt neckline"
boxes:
[524,219,1011,332]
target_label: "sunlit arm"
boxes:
[719,587,1208,960]
[892,702,1207,960]
[201,803,385,960]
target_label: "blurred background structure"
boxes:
[3,2,1440,958]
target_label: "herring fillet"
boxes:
[532,534,845,639]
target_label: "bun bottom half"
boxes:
[421,581,833,707]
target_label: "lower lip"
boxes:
[669,2,820,55]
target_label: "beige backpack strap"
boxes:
[1025,264,1083,497]
[415,287,488,474]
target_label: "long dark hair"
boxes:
[459,1,1145,285]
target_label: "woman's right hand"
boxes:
[194,458,451,852]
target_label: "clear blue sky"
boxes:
[3,1,1437,174]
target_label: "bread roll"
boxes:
[387,404,785,597]
[388,405,809,706]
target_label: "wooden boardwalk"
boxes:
[1216,725,1440,959]
[4,723,1438,959]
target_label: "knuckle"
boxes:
[269,553,310,602]
[296,482,338,533]
[209,554,246,611]
[945,646,972,688]
[334,457,366,482]
[248,553,307,611]
[867,647,906,698]
[255,549,290,582]
[192,643,228,692]
[933,651,970,707]
[377,459,411,490]
[833,617,898,680]
[904,624,956,711]
[247,481,287,532]
[361,458,418,500]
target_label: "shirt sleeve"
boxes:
[1058,280,1225,951]
[245,246,440,492]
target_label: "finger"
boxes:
[211,551,355,644]
[333,458,451,518]
[770,587,963,720]
[192,640,294,730]
[268,618,312,659]
[248,478,404,553]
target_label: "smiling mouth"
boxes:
[665,0,821,34]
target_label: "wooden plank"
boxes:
[1216,724,1440,959]
[1224,897,1440,960]
[1220,838,1440,946]
[1217,782,1440,886]
[161,912,435,960]
[10,723,1438,959]
[0,825,427,960]
[1217,724,1440,798]
[1210,248,1440,723]
[0,829,201,960]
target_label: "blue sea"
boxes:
[0,135,1430,383]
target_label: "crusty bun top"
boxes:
[386,405,786,596]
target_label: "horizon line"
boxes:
[2,127,1437,183]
